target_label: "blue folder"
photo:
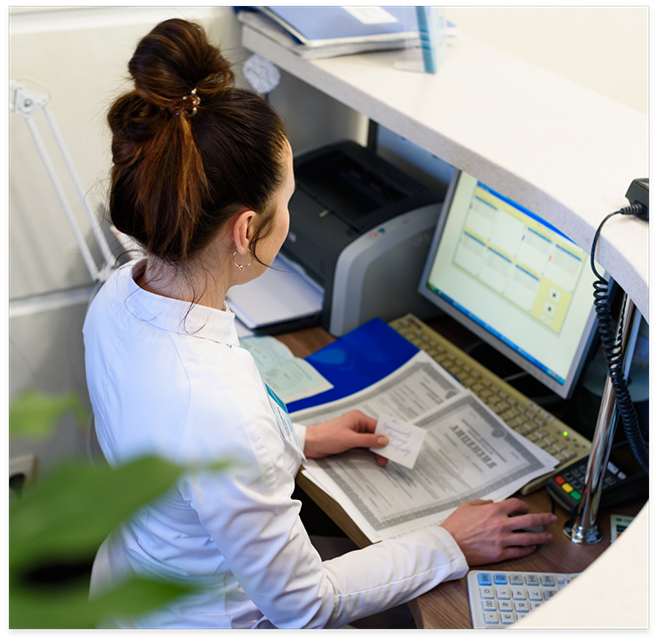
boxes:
[287,318,419,414]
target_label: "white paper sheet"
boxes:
[292,352,558,542]
[240,335,333,404]
[226,254,323,329]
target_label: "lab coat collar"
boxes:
[122,259,240,347]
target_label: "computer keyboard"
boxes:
[389,314,591,494]
[467,570,579,628]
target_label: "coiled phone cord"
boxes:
[590,204,649,474]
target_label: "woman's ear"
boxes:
[231,209,257,255]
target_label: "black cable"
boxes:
[590,204,649,474]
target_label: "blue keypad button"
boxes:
[478,572,492,586]
[493,573,508,585]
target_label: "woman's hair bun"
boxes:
[108,18,287,266]
[129,18,234,110]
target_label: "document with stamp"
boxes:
[291,351,557,542]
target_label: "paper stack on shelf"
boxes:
[238,7,459,61]
[237,6,421,60]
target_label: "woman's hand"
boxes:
[441,498,557,566]
[304,410,388,466]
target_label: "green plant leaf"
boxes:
[9,455,231,628]
[9,390,90,437]
[9,388,235,628]
[9,456,230,568]
[10,575,192,629]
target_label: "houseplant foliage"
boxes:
[9,390,228,628]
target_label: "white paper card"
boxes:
[372,414,426,469]
[343,7,398,25]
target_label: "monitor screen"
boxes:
[418,169,602,399]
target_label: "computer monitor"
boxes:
[418,169,602,399]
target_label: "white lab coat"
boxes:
[83,260,468,628]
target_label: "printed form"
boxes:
[291,352,557,542]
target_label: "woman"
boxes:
[84,18,556,629]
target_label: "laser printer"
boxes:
[281,140,443,336]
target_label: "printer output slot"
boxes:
[295,150,411,231]
[338,163,408,209]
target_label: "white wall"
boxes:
[444,6,648,115]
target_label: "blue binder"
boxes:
[287,318,419,413]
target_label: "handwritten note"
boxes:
[371,414,426,469]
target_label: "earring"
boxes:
[233,251,253,271]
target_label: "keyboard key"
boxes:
[540,575,556,587]
[515,601,530,613]
[524,575,539,586]
[508,574,524,585]
[493,573,507,585]
[480,587,494,599]
[498,600,513,612]
[477,573,492,586]
[482,599,496,611]
[512,588,526,600]
[501,612,516,625]
[528,589,543,601]
[496,587,511,599]
[483,612,499,625]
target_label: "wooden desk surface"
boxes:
[276,322,646,629]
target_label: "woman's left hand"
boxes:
[304,410,388,466]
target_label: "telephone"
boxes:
[625,178,649,220]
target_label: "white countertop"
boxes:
[243,27,649,321]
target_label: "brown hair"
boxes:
[108,18,288,265]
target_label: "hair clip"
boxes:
[173,88,201,118]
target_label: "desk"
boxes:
[277,323,648,629]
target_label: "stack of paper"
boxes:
[237,6,420,60]
[291,351,558,543]
[226,254,323,330]
[238,7,460,60]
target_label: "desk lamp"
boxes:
[9,79,115,283]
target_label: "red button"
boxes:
[555,476,565,485]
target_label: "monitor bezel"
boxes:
[417,169,603,400]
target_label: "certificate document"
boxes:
[291,352,557,542]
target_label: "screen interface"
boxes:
[423,171,598,390]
